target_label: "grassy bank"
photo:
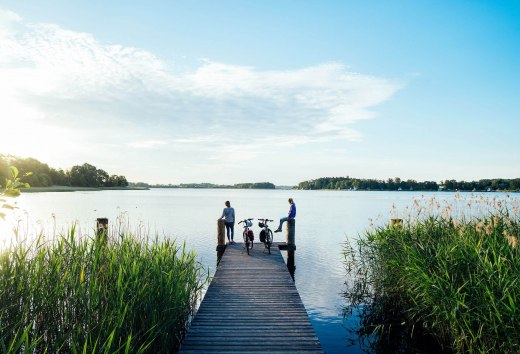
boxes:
[344,196,520,353]
[22,186,150,193]
[0,229,208,353]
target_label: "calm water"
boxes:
[0,189,510,353]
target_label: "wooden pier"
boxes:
[179,243,323,353]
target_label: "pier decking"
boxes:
[179,243,323,353]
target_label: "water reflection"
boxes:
[216,245,225,265]
[286,249,296,281]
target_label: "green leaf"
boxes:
[0,212,5,220]
[2,203,15,210]
[4,189,20,197]
[9,166,19,179]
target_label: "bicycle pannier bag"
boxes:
[247,229,254,241]
[259,230,266,243]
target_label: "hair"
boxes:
[288,198,293,204]
[225,201,231,207]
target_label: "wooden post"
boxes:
[390,218,403,228]
[286,219,296,251]
[96,218,108,237]
[217,219,226,251]
[216,219,226,264]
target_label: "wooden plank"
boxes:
[179,243,323,353]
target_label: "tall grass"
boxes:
[344,195,520,353]
[0,227,208,353]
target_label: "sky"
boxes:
[0,1,519,185]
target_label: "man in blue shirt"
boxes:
[274,198,296,232]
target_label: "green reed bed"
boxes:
[0,228,208,353]
[344,195,520,353]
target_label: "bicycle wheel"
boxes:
[243,230,250,255]
[266,229,273,254]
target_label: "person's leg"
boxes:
[275,216,288,232]
[230,223,235,242]
[225,222,231,242]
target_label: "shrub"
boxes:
[344,195,520,353]
[0,229,208,353]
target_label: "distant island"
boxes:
[297,176,520,192]
[142,182,276,189]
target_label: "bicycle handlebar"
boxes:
[258,218,273,222]
[238,218,254,224]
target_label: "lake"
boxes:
[1,189,512,353]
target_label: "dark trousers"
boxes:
[225,222,234,241]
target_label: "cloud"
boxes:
[128,140,168,149]
[0,7,402,182]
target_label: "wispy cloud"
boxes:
[0,7,402,182]
[128,140,168,149]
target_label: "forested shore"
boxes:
[149,182,276,189]
[298,176,520,192]
[20,186,148,193]
[0,155,128,188]
[3,155,520,192]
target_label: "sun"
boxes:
[0,110,76,169]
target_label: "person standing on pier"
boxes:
[219,200,235,244]
[274,198,296,232]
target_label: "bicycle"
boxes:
[258,218,274,254]
[238,218,254,255]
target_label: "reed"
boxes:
[344,195,520,353]
[0,227,208,353]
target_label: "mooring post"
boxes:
[96,218,108,239]
[390,218,403,228]
[286,218,296,251]
[217,219,226,248]
[216,219,226,262]
[285,219,296,278]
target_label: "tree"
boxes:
[49,168,69,186]
[0,156,130,188]
[69,163,98,187]
[0,166,30,219]
[0,157,10,182]
[510,179,520,191]
[108,175,128,187]
[116,175,128,187]
[96,169,110,186]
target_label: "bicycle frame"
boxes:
[258,218,273,254]
[238,218,254,255]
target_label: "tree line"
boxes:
[148,182,276,189]
[297,176,520,192]
[0,155,128,188]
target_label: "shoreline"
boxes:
[21,186,518,193]
[21,186,150,193]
